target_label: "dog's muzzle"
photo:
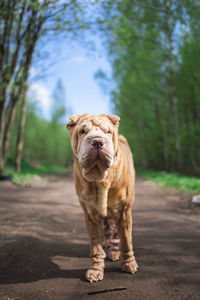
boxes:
[79,135,114,170]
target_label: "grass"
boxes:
[136,168,200,194]
[4,160,71,186]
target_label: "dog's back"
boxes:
[119,134,135,179]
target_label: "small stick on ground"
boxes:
[88,287,127,295]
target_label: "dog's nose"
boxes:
[91,138,105,149]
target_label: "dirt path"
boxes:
[0,174,199,300]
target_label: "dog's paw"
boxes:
[108,250,120,261]
[86,269,104,283]
[121,259,138,274]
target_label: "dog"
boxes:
[66,114,138,282]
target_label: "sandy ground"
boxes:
[0,173,199,300]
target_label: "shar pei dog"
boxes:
[66,114,138,282]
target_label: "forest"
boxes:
[97,0,200,176]
[0,0,200,180]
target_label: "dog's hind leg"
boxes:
[103,218,121,261]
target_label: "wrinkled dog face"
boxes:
[67,114,120,181]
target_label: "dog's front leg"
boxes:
[84,212,106,282]
[117,207,138,274]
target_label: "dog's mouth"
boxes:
[81,148,113,170]
[96,151,101,161]
[87,164,101,176]
[82,162,109,182]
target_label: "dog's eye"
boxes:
[80,129,86,134]
[107,130,112,134]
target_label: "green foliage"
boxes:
[0,0,91,174]
[98,0,200,176]
[137,168,200,194]
[8,99,73,168]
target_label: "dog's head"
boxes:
[66,114,120,182]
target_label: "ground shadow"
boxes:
[0,236,89,284]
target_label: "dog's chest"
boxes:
[82,183,124,219]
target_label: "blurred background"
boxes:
[0,0,200,187]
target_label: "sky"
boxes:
[28,34,113,121]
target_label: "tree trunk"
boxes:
[3,97,18,163]
[15,94,27,172]
[0,100,6,174]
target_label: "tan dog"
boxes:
[67,114,138,282]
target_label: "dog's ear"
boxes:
[66,115,80,132]
[106,115,120,127]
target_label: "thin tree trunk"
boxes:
[172,96,180,150]
[0,100,6,173]
[3,97,18,162]
[15,94,27,172]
